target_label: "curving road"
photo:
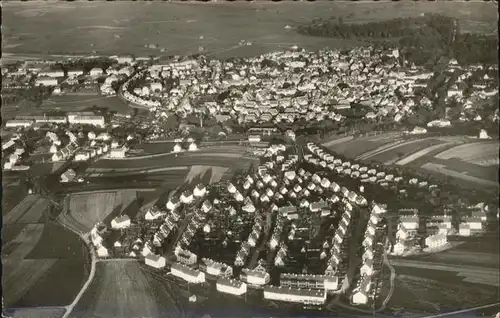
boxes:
[61,232,96,318]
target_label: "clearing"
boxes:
[69,261,182,318]
[58,190,138,234]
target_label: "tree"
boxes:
[186,114,200,126]
[164,114,179,131]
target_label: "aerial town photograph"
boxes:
[1,1,499,318]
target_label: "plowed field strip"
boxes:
[3,259,58,307]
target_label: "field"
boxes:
[3,194,42,225]
[3,2,496,58]
[3,307,66,318]
[387,270,499,315]
[434,141,499,167]
[320,132,499,189]
[2,219,90,309]
[3,224,45,259]
[70,261,184,318]
[367,138,447,165]
[91,152,255,171]
[324,133,404,158]
[58,190,138,234]
[130,142,176,156]
[1,181,27,215]
[2,259,58,307]
[16,259,88,308]
[2,95,132,119]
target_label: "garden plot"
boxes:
[59,190,137,234]
[2,259,58,308]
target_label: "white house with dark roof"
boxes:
[216,277,247,296]
[111,215,131,229]
[145,254,166,269]
[171,263,206,284]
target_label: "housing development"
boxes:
[2,2,499,318]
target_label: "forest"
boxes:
[297,14,498,67]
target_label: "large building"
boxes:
[5,119,33,128]
[263,286,327,305]
[145,254,166,269]
[68,115,106,128]
[170,263,206,284]
[280,273,339,291]
[216,278,247,296]
[240,267,270,286]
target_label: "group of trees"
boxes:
[58,57,117,75]
[297,13,497,68]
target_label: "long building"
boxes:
[263,286,327,305]
[216,277,247,296]
[280,273,339,291]
[170,262,206,284]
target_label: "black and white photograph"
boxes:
[1,1,499,318]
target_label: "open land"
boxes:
[69,261,183,318]
[2,203,89,310]
[2,2,496,59]
[322,133,499,189]
[1,95,133,119]
[58,190,138,234]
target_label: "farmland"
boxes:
[3,307,66,318]
[26,223,88,259]
[70,261,183,318]
[3,194,41,225]
[1,181,27,215]
[3,224,45,259]
[16,259,89,308]
[59,190,138,234]
[387,270,499,315]
[434,141,499,167]
[1,94,132,119]
[90,151,256,171]
[320,132,499,189]
[367,139,447,165]
[323,133,403,158]
[3,2,496,58]
[2,259,58,307]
